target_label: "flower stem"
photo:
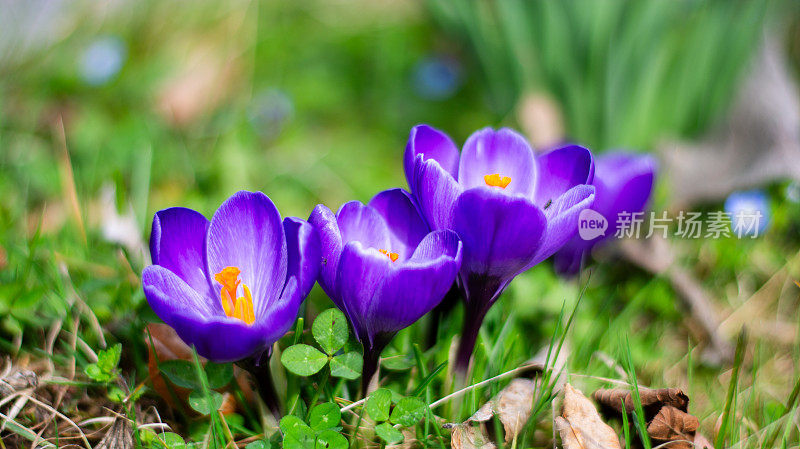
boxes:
[306,366,330,417]
[361,349,381,398]
[453,304,488,376]
[425,283,461,350]
[240,356,282,420]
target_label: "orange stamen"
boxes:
[214,266,255,325]
[378,249,399,262]
[484,173,511,188]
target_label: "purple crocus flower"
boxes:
[309,188,462,391]
[404,125,595,372]
[553,153,657,276]
[142,191,320,364]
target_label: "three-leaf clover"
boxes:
[281,309,362,380]
[362,390,428,444]
[280,403,345,449]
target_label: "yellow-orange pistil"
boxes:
[214,266,255,325]
[484,173,511,189]
[378,249,399,262]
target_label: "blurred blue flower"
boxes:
[81,36,126,86]
[412,55,462,100]
[724,189,770,237]
[248,89,293,141]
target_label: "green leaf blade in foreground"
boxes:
[281,344,328,376]
[312,308,349,355]
[365,388,392,422]
[308,402,341,431]
[329,352,362,379]
[375,422,404,444]
[389,397,426,427]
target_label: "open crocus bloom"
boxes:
[309,188,462,386]
[554,152,657,276]
[142,191,320,363]
[404,125,595,370]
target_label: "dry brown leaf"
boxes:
[593,387,689,421]
[451,424,497,449]
[95,416,134,449]
[468,378,534,442]
[529,341,570,393]
[646,405,698,448]
[555,384,621,449]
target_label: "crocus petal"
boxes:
[412,155,463,230]
[366,230,461,340]
[404,124,460,186]
[257,275,305,343]
[335,241,391,345]
[529,184,595,268]
[458,128,537,197]
[552,239,589,276]
[452,187,546,281]
[336,201,391,250]
[150,207,213,299]
[368,188,429,259]
[308,204,343,303]
[283,217,321,300]
[206,191,287,319]
[533,145,594,207]
[408,229,463,264]
[142,265,217,323]
[167,311,273,362]
[145,264,287,362]
[593,153,656,234]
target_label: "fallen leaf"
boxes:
[529,341,570,393]
[468,378,535,442]
[95,416,134,449]
[593,385,708,449]
[646,405,699,448]
[593,387,689,421]
[555,384,621,449]
[450,424,497,449]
